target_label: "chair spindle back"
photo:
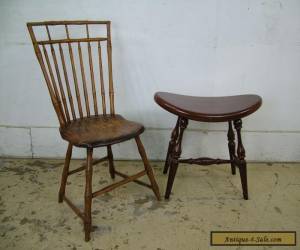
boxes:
[27,20,115,127]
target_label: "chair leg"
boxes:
[84,148,93,241]
[227,121,236,175]
[163,117,180,174]
[58,143,73,203]
[234,119,248,200]
[135,136,161,201]
[107,145,115,179]
[165,117,188,199]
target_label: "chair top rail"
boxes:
[27,20,110,27]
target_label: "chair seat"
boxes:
[154,92,262,122]
[60,115,144,147]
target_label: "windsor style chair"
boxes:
[154,92,262,200]
[27,20,160,241]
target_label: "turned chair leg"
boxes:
[58,143,73,203]
[107,145,115,179]
[234,119,248,200]
[135,136,161,201]
[165,117,188,199]
[163,117,180,174]
[84,148,93,241]
[227,121,236,175]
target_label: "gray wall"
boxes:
[1,0,300,161]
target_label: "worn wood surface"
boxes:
[60,115,144,147]
[27,20,161,241]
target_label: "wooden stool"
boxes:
[27,20,160,241]
[154,92,262,200]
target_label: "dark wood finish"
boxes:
[27,20,160,241]
[163,117,180,174]
[154,92,262,200]
[155,92,262,122]
[165,117,188,199]
[60,115,144,148]
[234,119,248,200]
[179,157,231,165]
[107,145,115,179]
[227,121,236,175]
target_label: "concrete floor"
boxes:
[0,158,299,250]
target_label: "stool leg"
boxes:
[163,117,180,174]
[135,136,161,201]
[107,145,115,179]
[84,148,93,241]
[227,121,236,175]
[165,117,188,199]
[234,119,248,200]
[58,143,72,203]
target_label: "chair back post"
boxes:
[27,24,66,126]
[106,21,115,115]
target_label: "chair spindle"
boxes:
[86,24,98,116]
[46,25,71,122]
[42,44,66,124]
[58,44,77,120]
[78,42,90,117]
[65,25,84,118]
[98,41,107,115]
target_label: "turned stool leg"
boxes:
[234,119,248,200]
[227,121,236,175]
[84,148,93,241]
[165,117,188,199]
[107,145,115,179]
[163,117,180,174]
[58,143,73,203]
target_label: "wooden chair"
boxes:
[154,92,262,200]
[27,20,160,241]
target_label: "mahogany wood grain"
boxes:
[165,117,188,199]
[227,121,236,175]
[155,92,262,122]
[163,117,180,174]
[154,90,262,200]
[234,119,248,200]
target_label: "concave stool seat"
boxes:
[60,115,144,148]
[154,91,262,200]
[154,92,262,122]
